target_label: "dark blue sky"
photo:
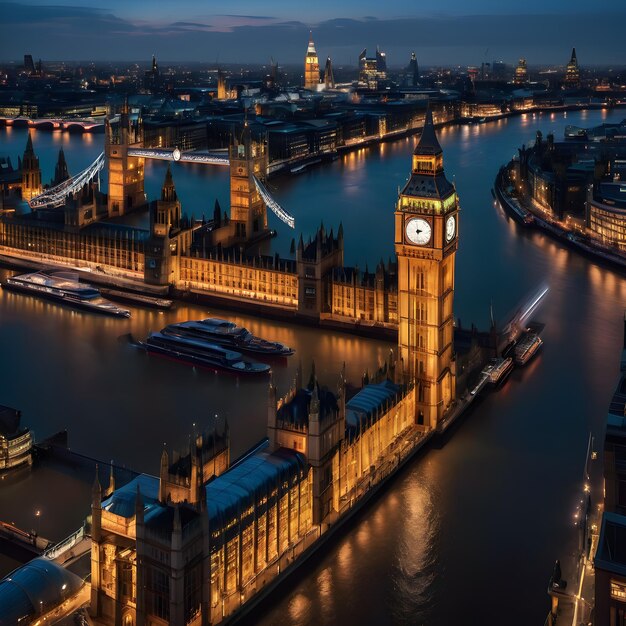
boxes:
[1,0,625,65]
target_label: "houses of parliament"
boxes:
[85,108,460,626]
[0,105,460,342]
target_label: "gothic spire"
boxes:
[414,106,442,156]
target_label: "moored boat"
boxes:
[162,318,294,357]
[1,271,131,318]
[483,357,514,385]
[514,333,543,366]
[139,331,271,375]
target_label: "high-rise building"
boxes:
[105,100,145,217]
[324,57,335,89]
[304,32,320,90]
[23,54,35,75]
[143,54,160,93]
[21,132,42,202]
[407,52,419,87]
[395,108,458,428]
[359,47,387,89]
[514,58,528,85]
[564,47,581,89]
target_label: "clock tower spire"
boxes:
[395,107,458,429]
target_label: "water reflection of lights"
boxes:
[288,593,312,623]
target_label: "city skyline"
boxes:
[1,1,626,65]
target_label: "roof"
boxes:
[595,512,626,576]
[206,446,307,535]
[401,172,455,200]
[101,474,159,518]
[276,385,338,428]
[0,557,83,626]
[346,379,402,435]
[414,108,442,156]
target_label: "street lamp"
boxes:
[35,509,41,536]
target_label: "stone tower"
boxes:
[395,108,458,429]
[105,99,145,217]
[21,132,42,202]
[304,32,320,90]
[228,122,268,243]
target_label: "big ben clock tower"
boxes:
[395,108,458,429]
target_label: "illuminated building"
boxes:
[304,32,320,91]
[21,132,42,201]
[323,57,335,89]
[395,107,458,427]
[90,355,424,625]
[564,47,581,89]
[358,48,387,89]
[228,123,268,242]
[88,112,462,624]
[514,58,528,85]
[407,52,419,87]
[105,100,145,217]
[586,182,626,251]
[0,405,32,471]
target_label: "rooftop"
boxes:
[595,512,626,577]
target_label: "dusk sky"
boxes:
[1,0,625,66]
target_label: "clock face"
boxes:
[445,215,456,242]
[405,218,432,246]
[172,148,181,161]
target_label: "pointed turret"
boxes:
[161,163,177,202]
[570,47,577,63]
[104,462,115,497]
[415,107,442,157]
[24,132,34,157]
[52,148,70,186]
[92,463,102,506]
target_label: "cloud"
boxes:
[0,2,625,65]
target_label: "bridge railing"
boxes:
[253,175,295,229]
[29,152,105,209]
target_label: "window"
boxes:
[611,579,626,602]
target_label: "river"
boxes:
[0,107,624,624]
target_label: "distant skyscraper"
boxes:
[376,46,387,74]
[324,57,335,89]
[359,48,387,89]
[407,52,419,87]
[143,55,160,93]
[564,47,581,89]
[23,54,35,75]
[304,32,320,90]
[514,58,528,85]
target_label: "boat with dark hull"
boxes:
[138,332,271,375]
[162,318,294,357]
[2,271,131,318]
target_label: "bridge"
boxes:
[127,147,230,165]
[27,150,296,228]
[0,116,105,132]
[29,151,105,209]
